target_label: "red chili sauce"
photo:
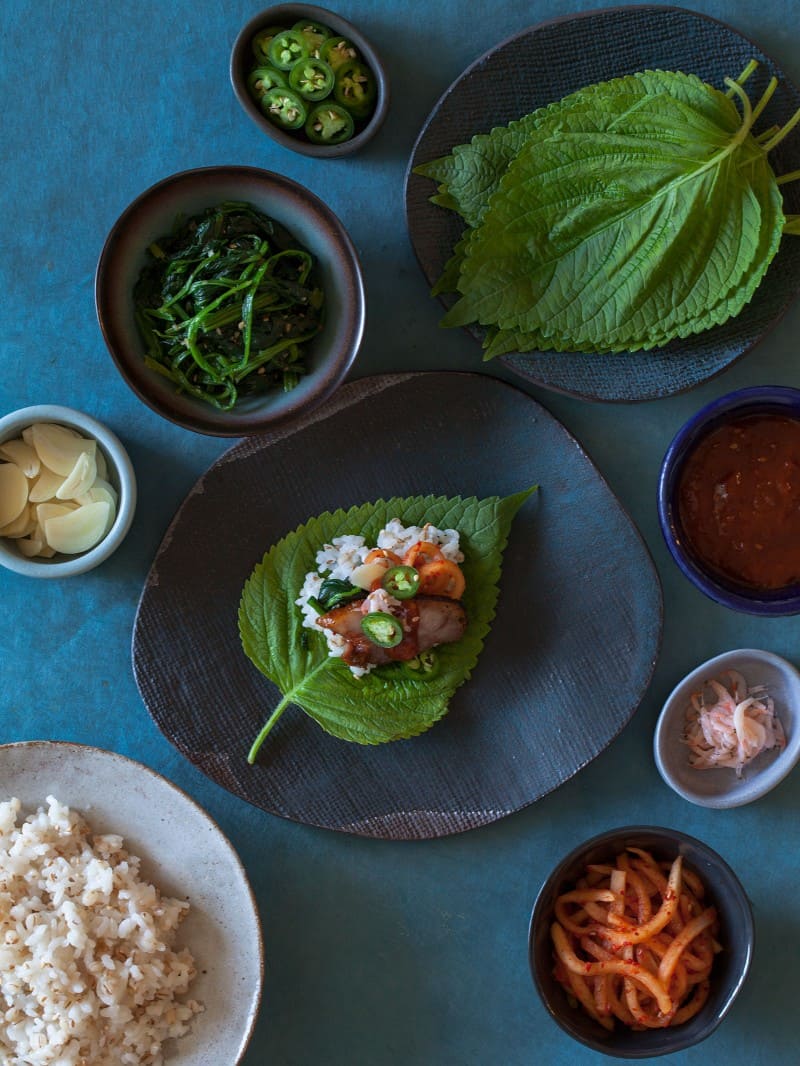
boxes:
[677,414,800,590]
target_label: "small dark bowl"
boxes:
[528,826,753,1058]
[95,166,364,437]
[658,386,800,615]
[230,4,389,158]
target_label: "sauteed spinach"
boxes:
[133,201,324,410]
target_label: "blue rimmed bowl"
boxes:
[658,386,800,615]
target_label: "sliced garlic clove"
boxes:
[29,466,66,503]
[0,439,40,478]
[351,560,391,590]
[95,447,108,480]
[43,501,110,554]
[22,426,34,447]
[56,450,97,500]
[17,535,46,557]
[0,503,36,539]
[76,483,117,534]
[0,463,30,527]
[31,423,95,477]
[36,502,77,527]
[90,477,118,506]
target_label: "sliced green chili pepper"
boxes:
[251,25,285,63]
[291,19,332,55]
[361,612,404,648]
[381,565,421,599]
[268,29,311,70]
[289,58,335,101]
[248,65,287,99]
[333,60,377,119]
[319,36,360,72]
[304,103,355,145]
[262,86,308,129]
[398,650,440,680]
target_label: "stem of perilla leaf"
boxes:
[247,694,292,764]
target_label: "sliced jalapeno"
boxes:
[381,565,421,600]
[304,102,355,144]
[289,58,335,101]
[262,87,308,129]
[247,65,288,99]
[291,19,332,56]
[361,611,404,648]
[319,36,359,72]
[398,650,440,680]
[268,29,311,70]
[333,60,377,119]
[251,25,285,63]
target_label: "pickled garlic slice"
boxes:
[31,422,95,476]
[0,423,117,558]
[43,501,110,555]
[0,463,29,527]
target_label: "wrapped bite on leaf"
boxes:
[239,489,534,760]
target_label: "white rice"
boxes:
[296,519,463,677]
[0,796,203,1066]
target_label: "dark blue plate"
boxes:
[132,373,662,839]
[405,5,800,403]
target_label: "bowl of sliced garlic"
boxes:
[0,405,136,577]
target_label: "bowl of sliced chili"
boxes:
[95,165,365,436]
[230,4,389,157]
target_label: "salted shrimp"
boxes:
[683,669,785,776]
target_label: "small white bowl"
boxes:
[654,649,800,808]
[0,404,136,578]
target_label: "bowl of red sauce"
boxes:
[658,386,800,615]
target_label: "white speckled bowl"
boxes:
[654,649,800,808]
[0,405,137,578]
[0,742,264,1064]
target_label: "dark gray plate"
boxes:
[404,5,800,403]
[133,373,662,839]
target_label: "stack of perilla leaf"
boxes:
[414,64,800,358]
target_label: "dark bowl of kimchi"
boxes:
[528,825,753,1057]
[95,165,365,436]
[658,386,800,614]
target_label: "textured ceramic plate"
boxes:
[133,372,662,839]
[404,5,800,403]
[0,741,263,1065]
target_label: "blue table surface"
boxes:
[2,1,799,1063]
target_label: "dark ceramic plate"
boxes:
[404,5,800,403]
[133,373,662,839]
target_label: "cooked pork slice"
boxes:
[317,595,467,667]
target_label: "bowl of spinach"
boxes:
[95,166,365,436]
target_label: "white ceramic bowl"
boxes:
[0,741,264,1065]
[654,649,800,808]
[0,404,137,577]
